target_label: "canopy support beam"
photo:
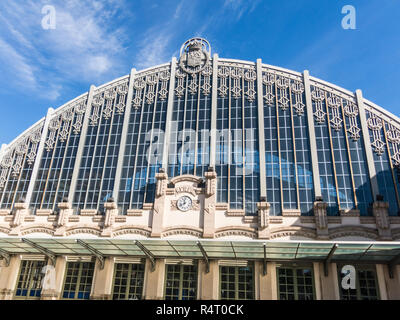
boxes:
[324,244,338,277]
[22,238,56,266]
[197,241,210,273]
[135,241,155,272]
[263,243,267,276]
[0,248,10,267]
[76,239,105,270]
[388,253,400,279]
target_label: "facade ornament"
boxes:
[56,202,73,228]
[367,112,385,156]
[12,140,29,177]
[205,170,217,196]
[276,77,290,111]
[372,200,392,240]
[0,153,13,189]
[151,169,168,237]
[45,117,61,152]
[178,38,211,75]
[262,72,275,105]
[132,78,145,109]
[327,94,343,131]
[155,170,168,197]
[314,199,329,239]
[72,100,87,134]
[201,64,212,96]
[244,69,256,102]
[10,202,29,228]
[26,127,42,165]
[90,94,105,125]
[145,74,159,104]
[59,109,74,142]
[203,168,217,238]
[188,74,199,95]
[115,83,128,114]
[53,201,73,236]
[257,200,271,239]
[291,81,305,115]
[101,200,119,237]
[230,67,243,99]
[217,66,229,98]
[386,123,400,166]
[158,70,170,100]
[343,101,360,141]
[174,68,186,98]
[311,87,326,123]
[103,88,117,120]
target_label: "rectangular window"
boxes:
[338,266,380,300]
[112,263,145,300]
[220,265,254,300]
[164,264,197,300]
[14,260,46,299]
[277,266,314,300]
[62,262,95,300]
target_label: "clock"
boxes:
[177,196,192,212]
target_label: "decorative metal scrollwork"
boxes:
[158,71,170,100]
[217,66,229,98]
[343,102,360,141]
[262,73,275,105]
[367,113,385,155]
[201,63,212,96]
[327,95,343,131]
[386,123,400,166]
[175,68,186,98]
[291,81,305,115]
[90,95,105,125]
[103,88,117,120]
[276,77,290,111]
[311,87,326,123]
[132,78,145,109]
[244,69,256,102]
[45,118,62,151]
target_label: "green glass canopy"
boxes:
[0,238,400,265]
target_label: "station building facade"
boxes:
[0,38,400,300]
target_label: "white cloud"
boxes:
[0,0,129,100]
[135,32,172,70]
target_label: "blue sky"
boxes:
[0,0,399,145]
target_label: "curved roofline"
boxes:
[4,116,46,152]
[4,57,400,152]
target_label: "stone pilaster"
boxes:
[203,169,217,238]
[90,257,114,300]
[257,261,278,300]
[151,170,168,237]
[8,202,29,235]
[101,201,118,237]
[199,260,219,299]
[372,201,392,240]
[54,202,73,236]
[314,200,329,240]
[257,200,271,239]
[0,255,21,300]
[144,259,165,300]
[40,256,67,300]
[315,262,340,300]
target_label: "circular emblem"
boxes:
[179,38,211,75]
[177,196,193,212]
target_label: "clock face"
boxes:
[177,196,192,212]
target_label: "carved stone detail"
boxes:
[257,201,271,239]
[372,201,392,240]
[10,202,29,228]
[314,201,329,239]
